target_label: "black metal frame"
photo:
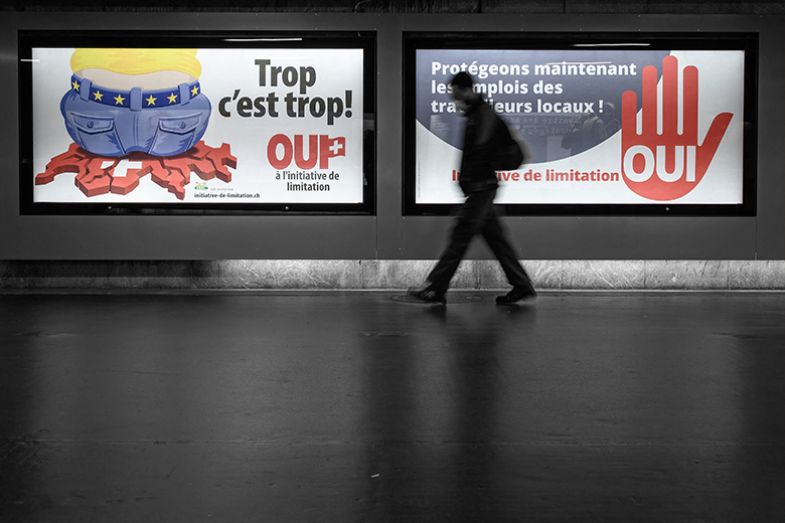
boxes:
[19,30,377,215]
[402,31,758,216]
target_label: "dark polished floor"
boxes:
[1,291,784,522]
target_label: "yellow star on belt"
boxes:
[167,93,178,104]
[191,85,199,96]
[145,95,157,107]
[114,94,125,105]
[92,90,103,102]
[72,80,80,91]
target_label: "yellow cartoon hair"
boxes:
[71,48,201,78]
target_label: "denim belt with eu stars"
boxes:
[60,74,212,157]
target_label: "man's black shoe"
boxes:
[406,287,447,304]
[495,284,537,305]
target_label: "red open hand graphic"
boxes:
[621,55,732,201]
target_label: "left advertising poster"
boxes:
[19,32,375,214]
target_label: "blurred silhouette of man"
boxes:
[408,72,536,305]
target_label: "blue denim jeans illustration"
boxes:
[60,83,211,157]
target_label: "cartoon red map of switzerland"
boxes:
[35,48,236,200]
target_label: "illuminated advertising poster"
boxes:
[25,40,370,210]
[408,37,755,213]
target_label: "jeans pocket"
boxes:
[149,114,203,156]
[70,113,125,157]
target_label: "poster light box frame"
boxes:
[19,30,377,216]
[402,31,758,216]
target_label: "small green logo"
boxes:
[194,182,208,190]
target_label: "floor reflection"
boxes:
[358,298,535,521]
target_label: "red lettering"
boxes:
[268,134,346,170]
[294,135,319,170]
[267,134,292,170]
[319,135,346,169]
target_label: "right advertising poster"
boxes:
[407,34,756,214]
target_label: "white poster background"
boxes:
[32,48,364,204]
[415,50,745,205]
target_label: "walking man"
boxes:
[408,72,536,305]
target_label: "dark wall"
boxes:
[1,12,783,260]
[3,0,785,14]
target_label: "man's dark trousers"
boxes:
[426,187,532,294]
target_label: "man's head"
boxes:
[449,71,477,113]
